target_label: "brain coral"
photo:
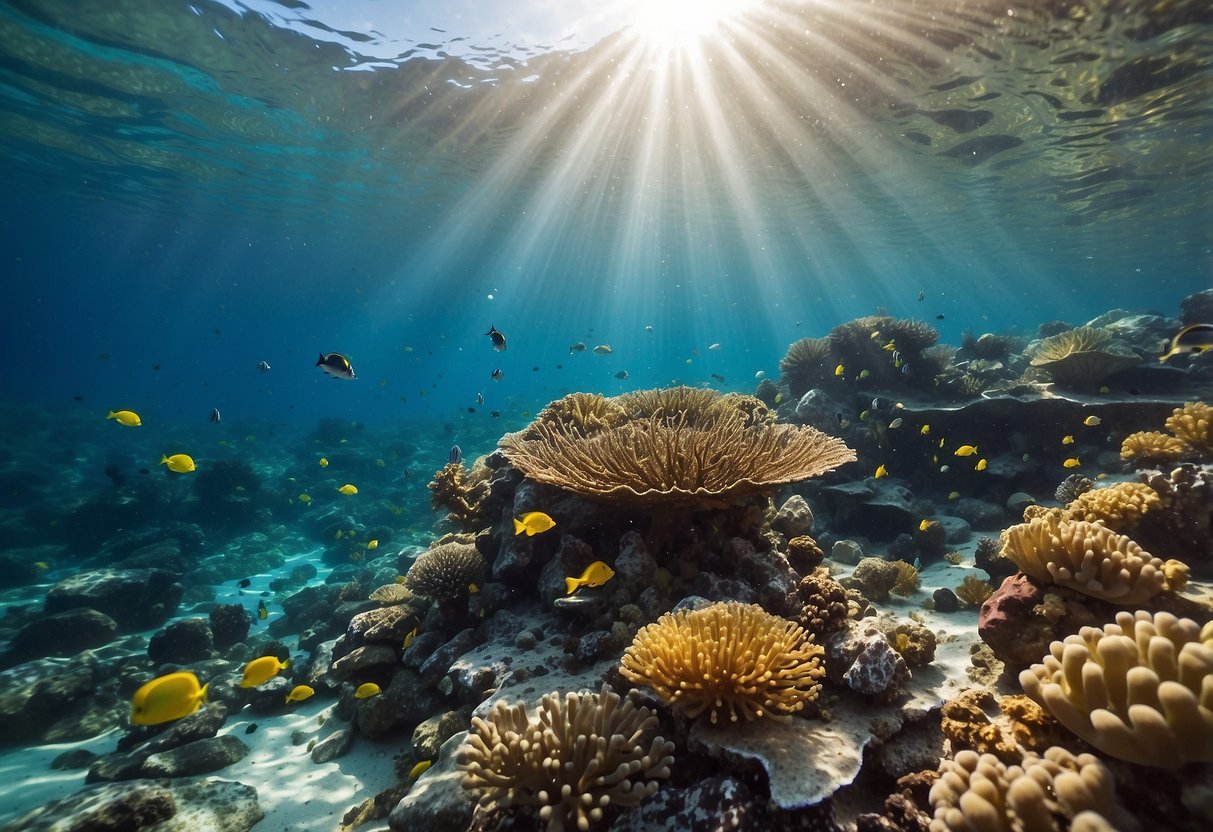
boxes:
[619,602,825,724]
[500,406,855,507]
[998,514,1185,604]
[460,685,674,832]
[404,541,485,601]
[1060,481,1160,533]
[928,747,1131,832]
[1120,430,1188,465]
[1019,610,1213,768]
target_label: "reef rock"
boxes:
[44,568,183,630]
[830,539,865,565]
[147,618,214,665]
[2,607,118,666]
[606,775,760,831]
[0,656,111,744]
[354,667,444,739]
[311,727,355,764]
[140,735,249,778]
[794,388,843,431]
[772,495,814,537]
[844,557,901,602]
[824,620,910,701]
[951,498,1006,531]
[977,574,1102,669]
[388,732,477,832]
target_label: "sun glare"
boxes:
[628,0,753,47]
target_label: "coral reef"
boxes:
[459,685,674,832]
[890,561,921,597]
[1054,474,1093,506]
[940,688,1019,761]
[786,535,825,572]
[1019,610,1213,768]
[616,386,773,427]
[1136,464,1213,573]
[1027,326,1140,388]
[779,337,835,397]
[523,392,627,438]
[619,602,825,724]
[845,558,901,602]
[1121,402,1213,465]
[368,583,414,605]
[1121,431,1189,465]
[824,621,911,701]
[1060,481,1160,534]
[428,460,490,528]
[404,542,486,602]
[1164,401,1213,453]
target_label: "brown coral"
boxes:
[1019,610,1213,768]
[998,514,1184,604]
[1027,326,1139,388]
[404,541,485,602]
[499,407,855,508]
[1120,430,1189,465]
[619,602,825,724]
[524,392,627,438]
[1164,401,1213,452]
[1060,481,1160,534]
[459,685,674,832]
[954,575,994,608]
[368,583,414,605]
[617,386,773,427]
[779,337,834,397]
[794,568,849,635]
[428,460,490,527]
[787,535,824,572]
[940,688,1020,762]
[890,561,921,597]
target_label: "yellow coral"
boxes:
[1120,430,1188,463]
[524,392,627,438]
[890,560,920,597]
[1060,481,1160,533]
[1019,610,1213,768]
[619,602,824,724]
[1164,401,1213,451]
[954,575,993,607]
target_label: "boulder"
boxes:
[771,495,814,537]
[0,657,102,744]
[140,735,250,777]
[607,775,760,831]
[977,574,1103,669]
[44,568,183,629]
[2,607,118,666]
[412,710,470,761]
[388,731,477,832]
[311,727,355,763]
[354,667,444,739]
[148,619,214,665]
[951,498,1006,531]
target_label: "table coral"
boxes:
[1026,326,1140,389]
[619,602,824,724]
[1019,610,1213,768]
[459,685,674,832]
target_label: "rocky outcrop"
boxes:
[44,568,183,630]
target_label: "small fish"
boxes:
[838,418,851,429]
[755,370,765,379]
[859,410,871,422]
[240,655,290,688]
[711,373,726,384]
[209,408,221,424]
[918,291,925,301]
[834,363,845,377]
[395,575,407,584]
[920,424,931,436]
[975,458,987,471]
[948,491,960,500]
[318,457,329,467]
[875,464,888,479]
[1061,435,1074,445]
[644,325,654,332]
[1099,386,1111,394]
[882,341,897,352]
[938,438,946,448]
[918,519,931,532]
[468,583,479,594]
[1159,323,1213,362]
[485,325,507,351]
[900,363,911,376]
[160,453,196,473]
[491,368,504,381]
[285,685,315,704]
[335,530,343,540]
[593,344,613,355]
[888,418,903,429]
[912,557,921,571]
[257,600,268,620]
[954,445,978,457]
[774,392,784,404]
[338,483,358,495]
[316,352,355,380]
[935,314,945,320]
[871,397,883,410]
[257,360,271,372]
[107,410,142,427]
[514,511,556,536]
[298,493,311,503]
[366,539,379,551]
[939,465,950,473]
[708,343,721,351]
[354,682,381,699]
[615,370,630,379]
[238,578,251,588]
[565,561,616,594]
[245,723,258,734]
[449,445,463,465]
[408,760,432,780]
[1082,416,1101,427]
[569,342,587,354]
[403,627,418,648]
[476,392,484,406]
[858,369,871,380]
[1063,458,1081,468]
[130,671,208,726]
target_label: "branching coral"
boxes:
[779,337,835,397]
[890,561,921,597]
[1027,326,1139,388]
[928,747,1131,831]
[1164,401,1213,452]
[1060,481,1160,533]
[404,541,485,601]
[1120,431,1189,465]
[1019,610,1213,768]
[619,602,825,724]
[428,460,490,527]
[459,685,674,832]
[500,408,855,507]
[998,514,1185,604]
[617,386,773,427]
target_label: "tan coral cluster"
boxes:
[1019,610,1213,768]
[459,685,674,832]
[928,747,1131,832]
[954,575,994,608]
[404,541,485,602]
[617,386,773,427]
[523,392,626,439]
[1027,326,1139,388]
[1060,481,1161,534]
[998,513,1185,604]
[1120,430,1189,464]
[1164,401,1213,451]
[619,602,824,724]
[428,458,491,527]
[1121,401,1213,464]
[780,337,835,396]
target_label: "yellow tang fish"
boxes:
[366,539,379,551]
[354,682,381,699]
[319,458,329,467]
[874,464,888,479]
[953,445,978,457]
[1083,416,1101,427]
[285,685,315,704]
[1061,435,1074,445]
[920,424,931,436]
[918,519,931,532]
[160,453,196,473]
[107,409,142,427]
[1063,458,1081,468]
[565,561,616,595]
[408,760,432,780]
[131,671,207,726]
[298,494,312,503]
[240,655,290,688]
[948,491,960,500]
[338,483,358,495]
[834,364,845,377]
[468,583,479,594]
[975,459,987,471]
[514,511,556,537]
[403,627,418,649]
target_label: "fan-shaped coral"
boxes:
[1027,326,1139,388]
[1120,430,1188,465]
[404,541,485,601]
[1060,481,1160,533]
[881,317,940,353]
[928,747,1131,831]
[616,386,772,427]
[998,514,1185,604]
[523,392,627,439]
[1164,401,1213,452]
[779,337,834,397]
[499,409,855,507]
[619,602,825,724]
[1019,610,1213,768]
[368,583,413,605]
[459,685,674,832]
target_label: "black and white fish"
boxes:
[449,445,463,465]
[476,392,484,406]
[316,352,355,380]
[485,325,507,352]
[491,368,504,381]
[209,408,221,424]
[569,342,587,354]
[1160,323,1213,362]
[256,360,271,373]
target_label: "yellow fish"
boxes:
[107,409,142,427]
[240,655,290,688]
[774,392,784,405]
[298,493,312,503]
[1099,386,1111,393]
[376,458,385,467]
[408,760,432,780]
[285,685,315,704]
[319,458,329,467]
[366,539,379,551]
[338,483,358,495]
[131,671,207,726]
[834,364,845,377]
[354,682,381,699]
[920,424,931,436]
[403,627,418,649]
[395,575,407,584]
[918,519,931,532]
[565,561,616,595]
[948,491,960,500]
[975,459,987,471]
[938,437,945,448]
[468,583,479,594]
[257,600,268,620]
[953,445,978,457]
[33,561,49,571]
[514,511,556,537]
[335,529,344,539]
[160,453,196,473]
[858,369,871,380]
[1063,458,1081,468]
[1061,435,1074,445]
[1083,416,1101,427]
[874,464,888,479]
